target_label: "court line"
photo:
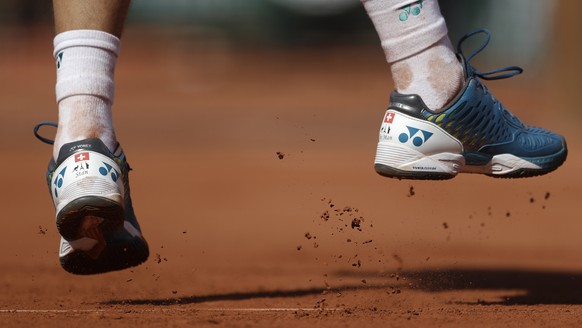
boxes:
[0,307,338,314]
[196,308,339,312]
[0,310,105,314]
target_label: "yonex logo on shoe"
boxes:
[53,167,67,198]
[399,0,423,22]
[399,126,433,147]
[99,162,119,182]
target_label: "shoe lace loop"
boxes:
[457,29,523,81]
[33,122,57,145]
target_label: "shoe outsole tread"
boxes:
[60,237,149,275]
[374,164,455,180]
[56,196,124,241]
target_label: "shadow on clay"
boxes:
[338,268,582,305]
[101,268,582,306]
[101,284,386,306]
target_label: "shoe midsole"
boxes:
[375,141,550,176]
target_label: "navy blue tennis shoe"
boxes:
[34,124,149,275]
[374,29,567,180]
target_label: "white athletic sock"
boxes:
[362,0,463,110]
[53,30,120,160]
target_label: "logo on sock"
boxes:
[56,52,64,69]
[399,0,423,22]
[399,126,433,147]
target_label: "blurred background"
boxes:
[0,0,574,64]
[0,0,580,104]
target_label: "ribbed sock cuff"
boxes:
[362,0,449,63]
[54,30,120,104]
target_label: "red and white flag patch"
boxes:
[74,152,90,162]
[384,112,395,123]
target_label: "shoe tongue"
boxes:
[457,54,472,80]
[56,138,112,166]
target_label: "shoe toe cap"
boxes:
[480,126,566,158]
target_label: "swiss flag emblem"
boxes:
[74,152,90,162]
[384,112,395,123]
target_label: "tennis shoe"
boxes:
[374,29,567,179]
[34,124,149,274]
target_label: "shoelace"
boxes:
[33,121,57,145]
[33,122,128,166]
[456,29,527,128]
[457,29,523,81]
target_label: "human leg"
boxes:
[362,0,567,179]
[361,0,462,110]
[53,0,131,37]
[52,0,131,160]
[35,0,148,274]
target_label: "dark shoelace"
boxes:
[457,29,523,81]
[33,122,57,145]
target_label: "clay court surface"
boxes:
[1,27,582,327]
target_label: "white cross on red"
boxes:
[384,112,395,123]
[74,152,90,162]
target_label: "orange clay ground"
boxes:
[1,26,581,327]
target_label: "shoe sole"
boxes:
[60,230,149,275]
[485,146,568,179]
[375,164,456,180]
[375,144,567,180]
[56,196,125,241]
